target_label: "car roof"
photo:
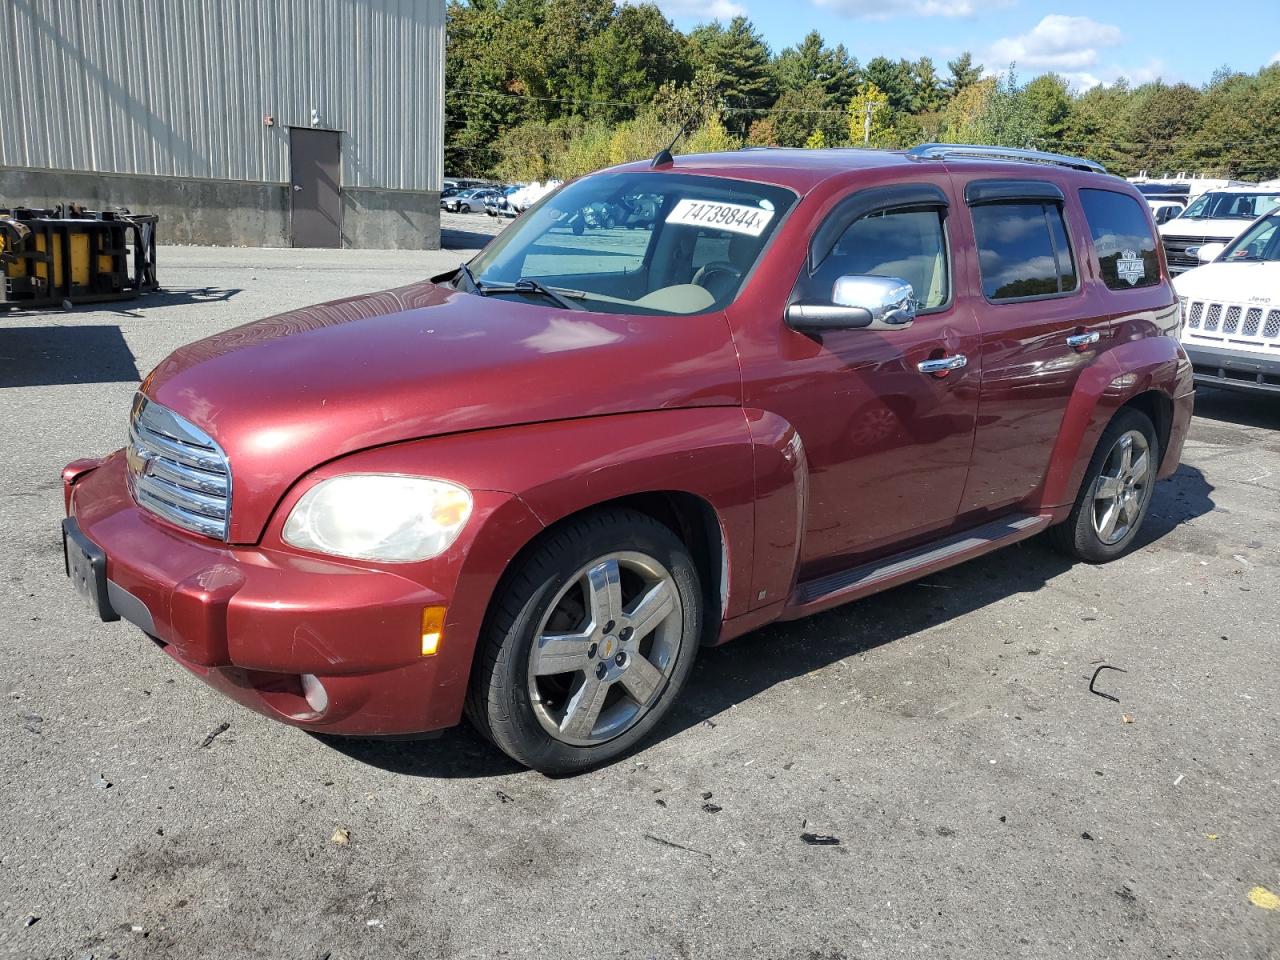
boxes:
[609,147,1121,194]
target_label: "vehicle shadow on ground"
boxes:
[1189,386,1280,430]
[323,466,1215,780]
[0,324,140,387]
[0,286,241,321]
[441,223,503,252]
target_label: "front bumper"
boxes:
[64,451,537,736]
[1184,342,1280,395]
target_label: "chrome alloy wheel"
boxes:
[1090,429,1152,545]
[527,551,684,747]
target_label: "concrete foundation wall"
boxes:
[342,187,442,251]
[0,167,439,250]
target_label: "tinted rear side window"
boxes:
[1079,189,1161,289]
[971,202,1077,301]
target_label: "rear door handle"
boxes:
[917,355,968,376]
[1066,331,1100,349]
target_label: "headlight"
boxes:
[282,474,472,562]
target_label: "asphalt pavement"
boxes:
[1,225,1277,959]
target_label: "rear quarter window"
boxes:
[1079,189,1161,290]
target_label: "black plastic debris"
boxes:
[801,833,841,846]
[199,721,231,748]
[1089,664,1127,703]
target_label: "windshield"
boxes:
[1220,213,1280,262]
[462,171,797,316]
[1178,191,1280,221]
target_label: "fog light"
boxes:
[421,605,446,656]
[300,673,329,713]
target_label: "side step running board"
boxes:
[784,513,1050,618]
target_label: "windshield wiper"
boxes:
[474,277,588,312]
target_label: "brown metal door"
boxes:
[289,128,341,248]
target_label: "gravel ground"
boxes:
[1,230,1277,960]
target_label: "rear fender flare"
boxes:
[1041,336,1189,513]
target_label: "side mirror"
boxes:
[786,275,917,332]
[1190,242,1226,263]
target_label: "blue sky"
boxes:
[648,0,1280,90]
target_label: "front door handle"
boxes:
[917,354,968,376]
[1066,331,1100,349]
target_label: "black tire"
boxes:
[1048,407,1159,563]
[466,508,701,775]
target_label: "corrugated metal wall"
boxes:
[0,0,444,191]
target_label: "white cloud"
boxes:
[1058,58,1174,92]
[810,0,1013,20]
[1271,50,1280,65]
[645,0,746,19]
[987,14,1123,71]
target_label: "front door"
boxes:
[289,128,341,248]
[741,184,981,577]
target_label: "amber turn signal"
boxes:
[421,605,446,656]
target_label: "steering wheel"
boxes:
[692,260,743,292]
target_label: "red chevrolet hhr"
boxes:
[63,145,1193,774]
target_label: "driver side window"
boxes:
[796,206,950,310]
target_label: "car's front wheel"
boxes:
[466,509,701,775]
[1049,407,1160,563]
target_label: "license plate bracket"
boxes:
[62,519,118,622]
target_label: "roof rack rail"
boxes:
[907,143,1107,174]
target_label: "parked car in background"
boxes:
[485,185,523,218]
[445,188,501,213]
[1159,187,1280,274]
[509,180,562,213]
[1148,200,1185,225]
[61,144,1192,775]
[1175,209,1280,394]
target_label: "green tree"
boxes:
[771,82,841,147]
[1022,73,1072,147]
[687,16,775,136]
[912,57,947,113]
[863,56,914,112]
[945,52,984,97]
[804,128,827,149]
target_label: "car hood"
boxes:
[1159,218,1252,240]
[144,281,740,542]
[1173,261,1280,303]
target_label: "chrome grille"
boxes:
[1244,308,1263,337]
[1267,310,1280,339]
[1205,304,1222,331]
[1223,305,1242,334]
[127,394,230,539]
[1188,302,1204,328]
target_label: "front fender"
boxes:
[268,407,763,725]
[1040,335,1191,513]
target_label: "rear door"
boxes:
[953,177,1109,514]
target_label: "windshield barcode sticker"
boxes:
[665,199,775,236]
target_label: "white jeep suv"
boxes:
[1174,210,1280,394]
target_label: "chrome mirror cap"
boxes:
[786,275,917,332]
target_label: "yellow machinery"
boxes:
[0,205,158,310]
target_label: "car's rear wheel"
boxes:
[466,509,701,775]
[1049,407,1159,563]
